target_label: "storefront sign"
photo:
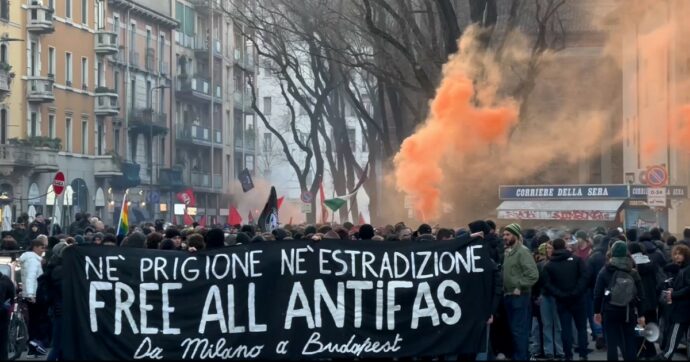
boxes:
[629,185,687,199]
[498,209,618,221]
[646,187,667,207]
[499,185,629,200]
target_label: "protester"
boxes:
[593,240,646,361]
[19,239,48,356]
[501,223,539,361]
[628,241,661,358]
[0,265,15,361]
[45,241,69,361]
[541,238,590,361]
[657,244,690,360]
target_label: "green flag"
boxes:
[323,197,347,212]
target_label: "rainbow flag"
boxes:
[116,191,129,237]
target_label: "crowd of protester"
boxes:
[0,212,689,361]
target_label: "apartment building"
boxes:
[105,0,176,223]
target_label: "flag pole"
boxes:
[115,189,128,236]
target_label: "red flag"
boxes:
[358,212,366,225]
[248,210,255,224]
[319,183,328,223]
[199,215,207,228]
[183,212,194,226]
[228,206,243,225]
[277,196,285,210]
[176,188,196,207]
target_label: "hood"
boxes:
[608,256,633,272]
[549,249,572,262]
[19,251,41,263]
[642,241,657,253]
[631,252,651,265]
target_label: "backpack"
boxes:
[607,270,637,307]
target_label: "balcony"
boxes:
[0,66,11,101]
[191,172,222,189]
[195,37,223,59]
[94,155,123,177]
[158,167,186,191]
[176,124,222,146]
[26,77,54,103]
[234,131,256,152]
[233,91,253,110]
[27,4,54,34]
[176,75,212,103]
[0,142,58,173]
[31,147,59,172]
[191,0,221,13]
[94,88,119,116]
[145,48,155,72]
[0,145,32,170]
[128,108,168,135]
[111,161,141,190]
[95,30,118,55]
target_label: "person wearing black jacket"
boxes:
[541,238,590,361]
[593,241,646,361]
[657,244,690,360]
[45,241,69,361]
[628,242,661,358]
[587,235,609,348]
[0,270,16,361]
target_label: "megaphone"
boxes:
[635,322,660,343]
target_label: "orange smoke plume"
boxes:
[393,33,518,221]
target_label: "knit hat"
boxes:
[538,242,549,256]
[611,240,628,258]
[505,223,522,239]
[575,230,588,240]
[468,220,491,235]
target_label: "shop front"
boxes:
[496,184,688,230]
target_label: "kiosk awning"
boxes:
[497,200,624,221]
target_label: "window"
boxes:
[81,57,88,89]
[0,0,9,22]
[96,120,104,155]
[81,120,88,154]
[66,0,72,20]
[30,112,38,137]
[0,109,6,144]
[347,128,356,151]
[146,80,151,108]
[263,97,271,115]
[65,118,72,152]
[30,42,37,76]
[113,15,119,33]
[48,114,56,138]
[130,23,136,49]
[263,132,272,153]
[146,29,151,49]
[65,53,73,86]
[159,34,165,70]
[130,79,136,109]
[0,44,5,63]
[48,47,55,76]
[96,0,103,28]
[81,0,88,25]
[96,61,103,87]
[114,70,119,92]
[114,128,120,154]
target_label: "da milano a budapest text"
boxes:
[83,245,486,359]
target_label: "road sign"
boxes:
[301,203,311,213]
[53,172,65,196]
[646,165,668,187]
[647,187,666,207]
[300,190,313,204]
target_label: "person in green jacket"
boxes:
[501,223,539,361]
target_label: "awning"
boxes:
[497,200,624,221]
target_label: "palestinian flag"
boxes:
[323,162,369,212]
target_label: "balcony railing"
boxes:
[26,77,54,103]
[94,89,119,116]
[191,172,222,189]
[94,155,123,176]
[27,4,54,34]
[0,144,58,172]
[176,124,222,145]
[95,30,118,54]
[159,61,169,76]
[129,108,168,135]
[176,75,212,102]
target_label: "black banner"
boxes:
[63,238,494,360]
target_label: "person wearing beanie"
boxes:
[593,240,646,361]
[469,219,503,266]
[501,223,539,361]
[541,239,590,361]
[204,228,225,250]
